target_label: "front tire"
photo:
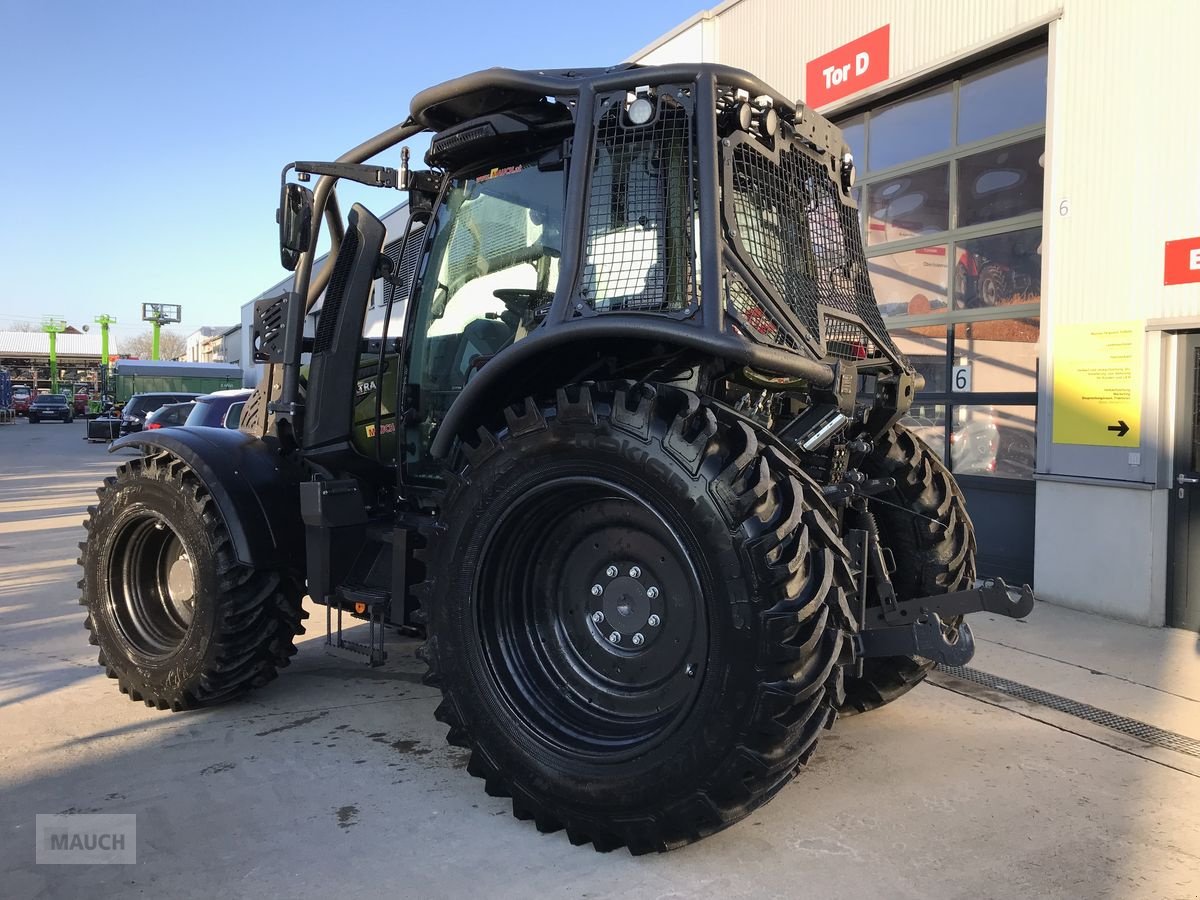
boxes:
[839,425,976,715]
[80,450,306,710]
[424,384,854,853]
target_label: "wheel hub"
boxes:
[591,569,662,650]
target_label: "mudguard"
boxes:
[110,428,305,572]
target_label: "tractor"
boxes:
[79,63,1034,853]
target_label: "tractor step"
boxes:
[326,585,389,666]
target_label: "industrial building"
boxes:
[632,0,1200,628]
[0,331,120,393]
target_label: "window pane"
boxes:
[866,164,949,245]
[955,228,1042,309]
[841,115,866,169]
[957,138,1045,227]
[958,50,1048,144]
[890,326,948,392]
[951,404,1036,478]
[867,86,953,171]
[953,317,1040,393]
[869,245,950,318]
[901,403,947,461]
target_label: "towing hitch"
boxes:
[853,574,1036,667]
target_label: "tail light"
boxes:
[147,422,162,430]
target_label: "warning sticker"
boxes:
[1051,321,1143,447]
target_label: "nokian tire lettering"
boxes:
[839,424,976,715]
[79,450,307,710]
[422,383,856,853]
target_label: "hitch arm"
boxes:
[854,578,1035,668]
[864,577,1036,629]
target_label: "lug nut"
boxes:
[632,633,645,646]
[629,566,641,578]
[605,565,618,578]
[608,632,622,644]
[591,584,603,596]
[591,611,604,624]
[646,586,659,599]
[647,614,660,627]
[686,663,696,677]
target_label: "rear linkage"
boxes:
[773,361,1035,669]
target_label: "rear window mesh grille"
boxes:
[728,139,897,358]
[577,93,698,314]
[726,277,799,350]
[824,314,887,362]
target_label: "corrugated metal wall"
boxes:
[686,0,1062,107]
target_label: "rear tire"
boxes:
[839,424,976,715]
[423,384,855,853]
[80,450,307,710]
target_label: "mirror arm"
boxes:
[276,118,425,432]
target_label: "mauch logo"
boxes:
[36,814,136,865]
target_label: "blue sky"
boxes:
[0,0,703,341]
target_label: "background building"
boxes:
[633,0,1200,628]
[0,331,119,392]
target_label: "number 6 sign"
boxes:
[952,365,972,392]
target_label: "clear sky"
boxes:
[0,0,704,342]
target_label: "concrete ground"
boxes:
[1,417,1198,900]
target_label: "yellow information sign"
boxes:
[1052,320,1143,446]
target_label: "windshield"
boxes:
[35,395,67,405]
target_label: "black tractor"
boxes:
[79,63,1033,853]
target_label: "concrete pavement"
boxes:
[1,417,1198,899]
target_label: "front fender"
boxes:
[110,428,304,572]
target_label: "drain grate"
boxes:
[937,665,1200,760]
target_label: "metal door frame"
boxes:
[1167,330,1200,629]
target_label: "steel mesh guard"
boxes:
[577,92,698,314]
[726,277,799,350]
[726,137,897,360]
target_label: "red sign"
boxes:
[1164,237,1200,285]
[805,25,890,109]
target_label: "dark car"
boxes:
[120,392,200,435]
[184,388,252,430]
[144,401,196,430]
[28,393,74,424]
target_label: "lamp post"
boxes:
[141,303,181,360]
[41,316,67,394]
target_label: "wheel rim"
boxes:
[106,513,196,659]
[475,477,708,760]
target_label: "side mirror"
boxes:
[277,183,314,271]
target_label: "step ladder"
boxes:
[326,585,389,667]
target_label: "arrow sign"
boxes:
[1107,420,1130,438]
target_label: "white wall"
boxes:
[1034,480,1169,625]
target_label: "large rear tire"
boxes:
[839,424,976,715]
[423,384,855,853]
[80,450,307,710]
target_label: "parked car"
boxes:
[12,385,32,416]
[183,388,253,430]
[144,401,196,430]
[119,392,200,435]
[28,393,74,424]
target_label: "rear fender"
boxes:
[110,428,305,572]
